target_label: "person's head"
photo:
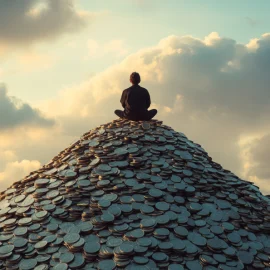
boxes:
[130,72,141,85]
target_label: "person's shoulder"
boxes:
[122,88,129,95]
[124,86,133,92]
[124,85,136,95]
[139,85,149,92]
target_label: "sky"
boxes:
[1,0,270,194]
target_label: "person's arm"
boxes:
[120,90,127,108]
[146,89,151,109]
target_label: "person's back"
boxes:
[122,84,150,114]
[115,72,157,121]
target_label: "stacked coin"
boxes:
[0,118,269,269]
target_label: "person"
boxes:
[114,72,158,121]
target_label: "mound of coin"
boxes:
[0,119,270,270]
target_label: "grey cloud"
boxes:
[0,0,89,45]
[0,84,54,130]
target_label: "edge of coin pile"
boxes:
[0,118,269,269]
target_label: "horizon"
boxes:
[1,0,270,194]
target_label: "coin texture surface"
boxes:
[0,119,269,269]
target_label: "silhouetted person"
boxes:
[115,72,158,121]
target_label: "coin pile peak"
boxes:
[0,118,270,269]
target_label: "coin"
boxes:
[155,201,170,211]
[69,253,85,269]
[63,233,80,245]
[174,226,188,238]
[34,265,49,270]
[0,245,14,254]
[14,227,28,236]
[53,263,68,270]
[168,264,184,270]
[60,252,74,264]
[119,243,134,254]
[186,260,202,270]
[35,241,48,250]
[13,238,28,248]
[84,242,100,253]
[97,259,116,270]
[19,259,37,270]
[152,252,168,262]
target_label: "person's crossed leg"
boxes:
[114,109,157,121]
[114,110,125,119]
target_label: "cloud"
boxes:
[0,159,41,191]
[0,150,17,162]
[0,84,54,130]
[40,31,270,194]
[0,123,77,193]
[0,0,98,46]
[49,32,270,126]
[241,134,270,191]
[239,133,270,194]
[0,148,41,191]
[2,32,270,195]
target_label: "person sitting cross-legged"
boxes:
[114,72,157,121]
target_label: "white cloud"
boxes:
[246,38,260,51]
[1,150,17,163]
[2,32,270,196]
[42,31,270,194]
[0,148,41,191]
[0,123,76,192]
[0,160,41,191]
[238,134,270,194]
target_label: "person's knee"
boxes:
[151,109,157,116]
[114,110,124,118]
[145,109,157,121]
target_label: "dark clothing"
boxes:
[121,85,150,114]
[115,109,157,121]
[116,84,157,121]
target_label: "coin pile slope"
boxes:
[0,119,270,270]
